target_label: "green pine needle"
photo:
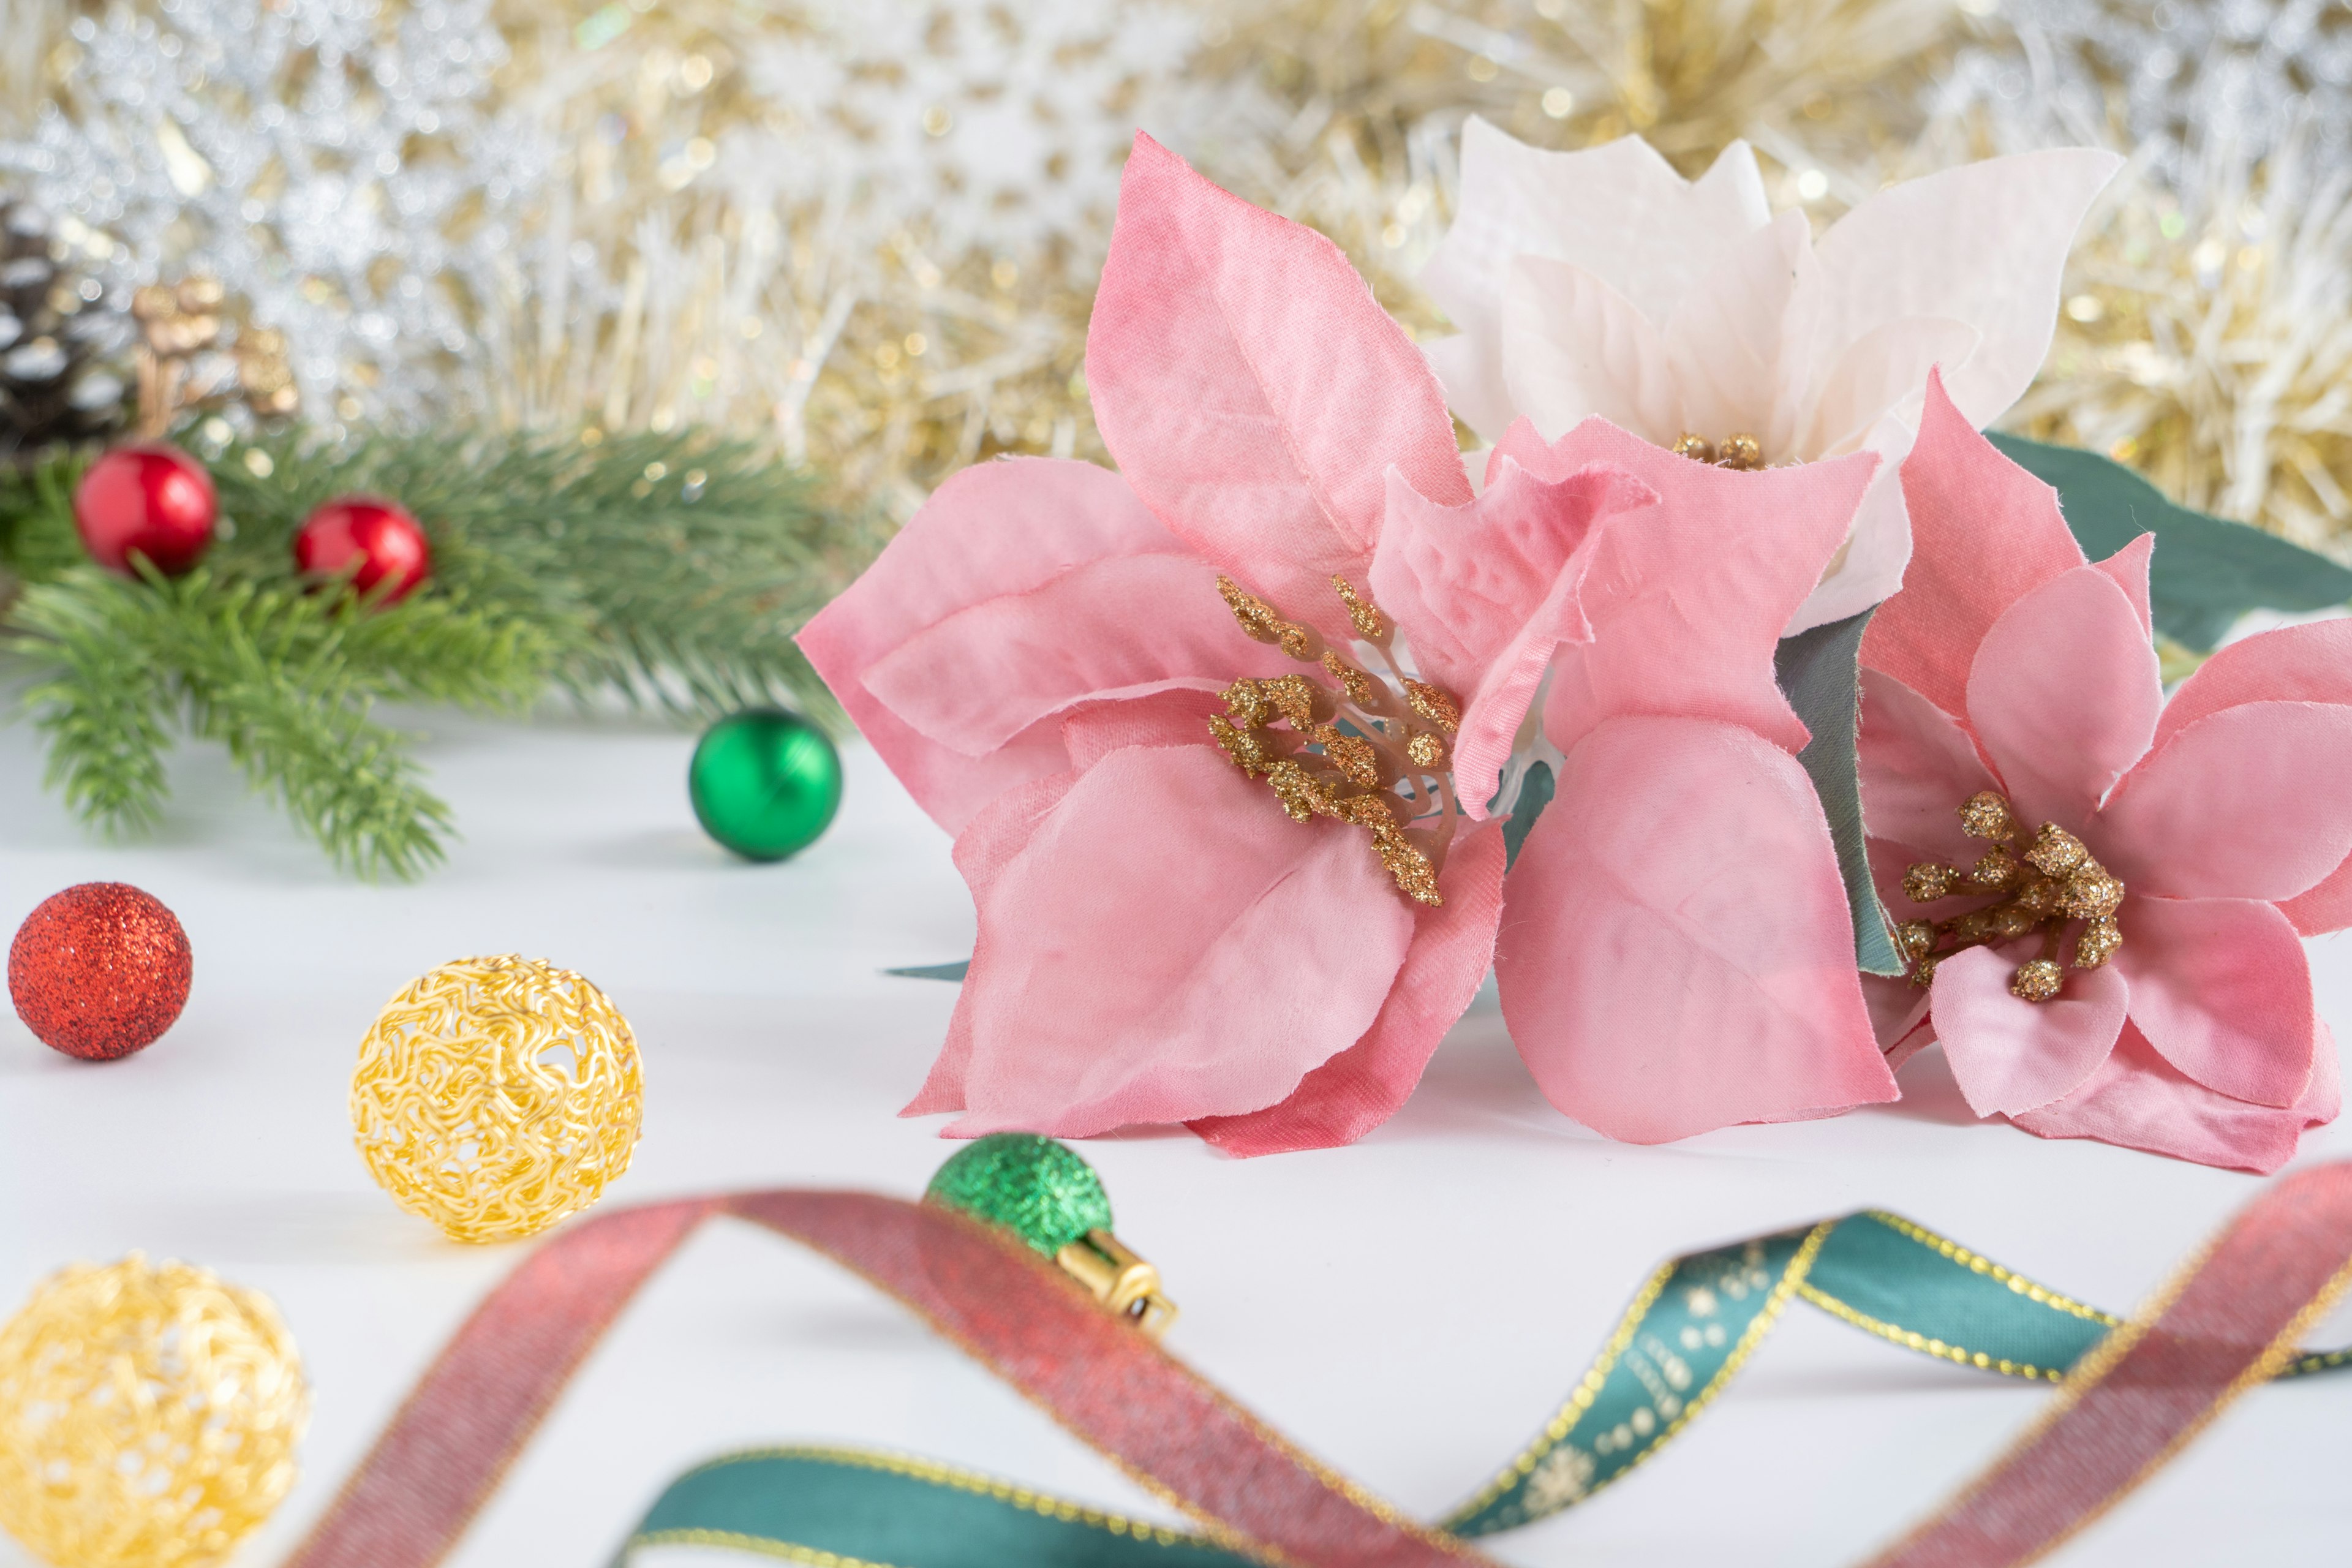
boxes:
[1,429,875,876]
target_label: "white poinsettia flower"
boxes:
[1420,121,2122,633]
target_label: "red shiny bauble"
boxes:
[9,883,193,1061]
[71,444,219,576]
[293,494,432,604]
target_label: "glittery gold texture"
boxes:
[1673,431,1766,469]
[1208,575,1463,908]
[1900,793,2126,1003]
[0,1255,307,1568]
[351,955,644,1244]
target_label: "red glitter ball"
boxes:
[293,494,432,604]
[9,883,192,1061]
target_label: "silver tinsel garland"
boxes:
[1,0,547,435]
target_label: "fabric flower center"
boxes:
[1205,575,1464,908]
[1671,432,1766,470]
[1894,790,2126,1003]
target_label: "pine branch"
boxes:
[1,427,875,875]
[7,573,176,835]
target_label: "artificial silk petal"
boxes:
[1498,255,1681,443]
[865,553,1291,757]
[1493,418,1873,760]
[2155,619,2352,749]
[1863,373,2087,720]
[1811,148,2121,429]
[799,456,1185,834]
[1496,715,1894,1144]
[1420,121,1769,442]
[1370,458,1657,815]
[2281,861,2352,937]
[2091,532,2155,641]
[1798,316,1980,459]
[1088,134,1468,632]
[1928,945,2127,1118]
[1662,211,1821,462]
[2095,701,2352,902]
[1964,565,2162,829]
[1858,666,2002,865]
[909,768,1082,1117]
[947,745,1418,1138]
[2010,1021,2339,1175]
[2117,896,2315,1109]
[1190,826,1507,1156]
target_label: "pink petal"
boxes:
[908,768,1082,1116]
[1862,973,1933,1060]
[2095,701,2352,900]
[2092,532,2155,640]
[1088,134,1468,633]
[1420,121,1769,442]
[798,456,1182,833]
[1811,149,2120,428]
[1498,255,1681,443]
[2116,895,2315,1107]
[1490,417,1875,760]
[1662,211,1822,461]
[946,745,1418,1137]
[1964,564,2161,828]
[1863,373,2086,719]
[1928,944,2126,1117]
[863,552,1288,758]
[2158,619,2352,749]
[2010,1020,2337,1175]
[1797,317,1979,459]
[1370,458,1657,815]
[1858,667,2001,864]
[1060,688,1226,771]
[1496,715,1896,1144]
[1190,826,1507,1155]
[2280,861,2352,937]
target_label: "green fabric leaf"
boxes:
[1987,432,2352,652]
[1501,758,1555,871]
[1776,609,1903,976]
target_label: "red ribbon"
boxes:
[286,1164,2352,1568]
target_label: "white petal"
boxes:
[1663,209,1820,456]
[1799,315,1980,458]
[1421,332,1517,447]
[1420,121,1771,425]
[1498,255,1680,443]
[1784,413,1915,635]
[1812,149,2123,427]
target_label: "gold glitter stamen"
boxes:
[1205,576,1464,908]
[1672,431,1766,470]
[1898,791,2127,1003]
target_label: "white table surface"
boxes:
[0,700,2345,1568]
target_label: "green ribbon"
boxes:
[616,1208,2348,1566]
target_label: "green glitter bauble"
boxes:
[687,708,843,862]
[924,1134,1113,1256]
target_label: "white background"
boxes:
[0,706,2345,1567]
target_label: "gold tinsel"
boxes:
[0,1256,308,1568]
[11,1,2343,552]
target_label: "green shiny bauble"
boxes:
[687,707,843,862]
[925,1134,1112,1256]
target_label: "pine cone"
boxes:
[0,197,130,461]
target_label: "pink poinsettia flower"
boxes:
[801,134,1895,1153]
[1377,418,1899,1143]
[1858,374,2352,1172]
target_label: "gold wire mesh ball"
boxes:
[0,1256,307,1568]
[351,954,644,1244]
